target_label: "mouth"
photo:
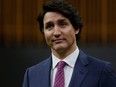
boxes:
[52,38,65,43]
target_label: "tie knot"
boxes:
[57,61,66,69]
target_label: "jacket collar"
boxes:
[69,50,89,87]
[40,50,89,87]
[39,57,52,87]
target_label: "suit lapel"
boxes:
[39,50,88,87]
[39,58,52,87]
[69,50,89,87]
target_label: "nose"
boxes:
[53,26,61,38]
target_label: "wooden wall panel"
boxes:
[0,0,2,44]
[108,0,116,44]
[16,0,23,45]
[0,0,116,47]
[2,0,16,46]
[101,0,108,44]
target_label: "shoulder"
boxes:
[79,50,112,71]
[80,50,116,77]
[79,50,116,86]
[27,57,52,72]
[87,55,115,74]
[87,56,116,86]
[79,49,111,67]
[88,55,110,66]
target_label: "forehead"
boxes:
[43,12,69,24]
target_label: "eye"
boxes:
[61,22,66,26]
[59,21,68,28]
[45,24,54,30]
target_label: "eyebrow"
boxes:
[58,19,67,23]
[45,18,67,24]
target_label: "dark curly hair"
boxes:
[37,0,83,41]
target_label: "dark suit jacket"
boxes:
[22,50,116,87]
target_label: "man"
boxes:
[22,0,116,87]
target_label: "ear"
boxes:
[75,29,79,35]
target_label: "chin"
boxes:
[53,45,67,52]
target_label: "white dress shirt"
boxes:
[51,47,79,87]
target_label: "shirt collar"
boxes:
[52,47,79,69]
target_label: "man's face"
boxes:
[43,12,79,53]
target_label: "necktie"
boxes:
[54,61,66,87]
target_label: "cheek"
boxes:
[66,31,77,41]
[66,30,76,37]
[44,32,52,42]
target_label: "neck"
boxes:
[52,45,77,59]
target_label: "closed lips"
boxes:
[52,38,65,42]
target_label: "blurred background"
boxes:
[0,0,116,87]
